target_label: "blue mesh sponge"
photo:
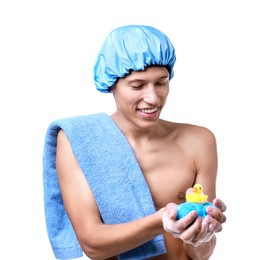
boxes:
[176,202,215,219]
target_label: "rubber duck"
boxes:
[185,183,208,203]
[176,184,214,219]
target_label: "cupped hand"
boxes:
[205,198,227,233]
[162,199,227,246]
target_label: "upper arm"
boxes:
[56,130,102,240]
[193,127,218,201]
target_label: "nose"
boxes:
[143,85,159,104]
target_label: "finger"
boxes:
[178,216,202,242]
[165,203,179,220]
[202,214,223,234]
[206,206,227,224]
[192,217,209,242]
[213,198,227,212]
[175,210,198,230]
[205,216,223,233]
[192,218,218,245]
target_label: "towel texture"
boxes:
[43,112,166,259]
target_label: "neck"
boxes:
[111,111,161,142]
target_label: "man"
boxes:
[43,25,226,260]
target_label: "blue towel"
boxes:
[43,112,166,260]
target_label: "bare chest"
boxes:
[132,142,196,209]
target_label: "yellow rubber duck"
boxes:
[185,183,208,203]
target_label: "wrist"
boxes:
[156,207,166,229]
[183,235,216,260]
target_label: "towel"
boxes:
[43,112,166,260]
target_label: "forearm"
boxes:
[81,209,165,260]
[183,235,216,260]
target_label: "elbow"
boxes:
[82,248,104,260]
[81,243,104,260]
[80,237,112,260]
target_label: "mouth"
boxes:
[138,107,158,114]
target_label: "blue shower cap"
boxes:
[93,25,176,93]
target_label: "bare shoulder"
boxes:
[160,119,216,145]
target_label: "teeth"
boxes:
[140,108,157,114]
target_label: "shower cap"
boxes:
[93,25,176,93]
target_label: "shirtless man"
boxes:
[54,25,227,260]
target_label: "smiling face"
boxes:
[111,66,170,130]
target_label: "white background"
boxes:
[0,0,271,259]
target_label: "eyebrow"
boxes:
[126,78,144,84]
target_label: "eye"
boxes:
[130,84,144,89]
[156,78,169,86]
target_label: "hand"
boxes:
[162,203,203,244]
[162,199,227,246]
[205,198,227,234]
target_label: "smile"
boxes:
[139,107,158,114]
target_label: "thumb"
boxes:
[165,203,178,220]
